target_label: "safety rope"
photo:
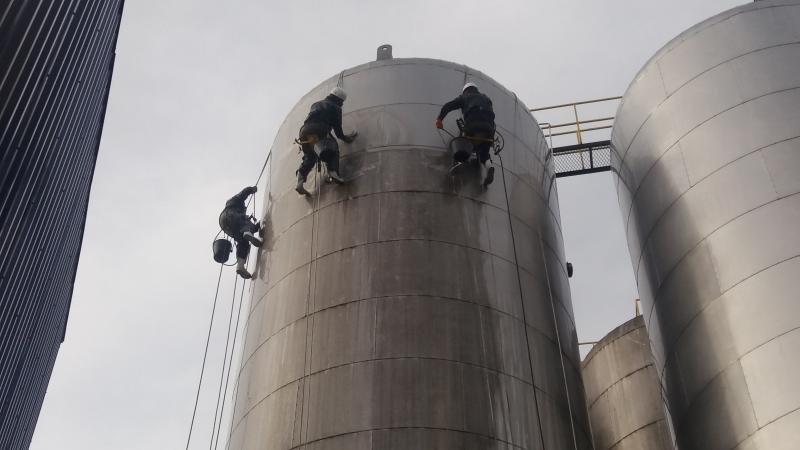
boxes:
[498,94,547,450]
[208,273,240,449]
[189,147,271,450]
[541,238,580,450]
[213,273,248,450]
[292,169,322,445]
[252,152,272,192]
[185,264,225,450]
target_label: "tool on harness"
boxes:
[443,119,503,188]
[456,118,505,154]
[212,239,233,264]
[294,135,319,146]
[296,134,343,183]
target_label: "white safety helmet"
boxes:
[330,86,347,101]
[462,82,478,93]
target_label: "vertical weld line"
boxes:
[540,244,580,450]
[293,171,321,447]
[303,174,324,444]
[499,95,546,450]
[480,213,498,436]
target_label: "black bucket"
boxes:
[449,136,473,162]
[212,239,232,264]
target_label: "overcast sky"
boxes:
[29,1,743,449]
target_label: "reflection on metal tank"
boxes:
[611,1,800,448]
[581,316,673,450]
[227,57,592,449]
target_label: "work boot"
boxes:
[236,257,252,279]
[448,161,464,175]
[327,170,344,184]
[295,174,310,196]
[483,166,495,187]
[243,231,263,248]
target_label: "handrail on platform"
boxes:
[531,96,621,145]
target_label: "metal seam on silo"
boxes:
[290,170,322,446]
[230,58,589,448]
[541,239,581,450]
[613,1,800,446]
[496,93,548,449]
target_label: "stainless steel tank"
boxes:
[611,1,800,448]
[227,55,592,449]
[581,316,673,450]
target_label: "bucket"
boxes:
[212,239,233,264]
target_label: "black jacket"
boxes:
[223,186,255,215]
[437,90,495,123]
[303,94,347,139]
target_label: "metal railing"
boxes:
[531,96,621,145]
[532,96,621,177]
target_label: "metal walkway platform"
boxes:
[552,140,612,177]
[531,96,619,178]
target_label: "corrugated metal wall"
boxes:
[0,1,123,448]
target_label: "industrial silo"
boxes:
[581,315,673,450]
[612,1,800,448]
[227,50,592,449]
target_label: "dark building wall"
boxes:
[0,1,123,448]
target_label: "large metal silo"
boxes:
[581,316,673,450]
[611,1,800,448]
[227,54,591,449]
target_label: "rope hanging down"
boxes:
[208,273,240,449]
[212,276,248,450]
[188,148,271,449]
[185,264,225,450]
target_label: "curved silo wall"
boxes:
[611,1,800,448]
[227,57,591,449]
[581,316,673,450]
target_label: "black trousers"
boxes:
[460,120,495,165]
[297,123,340,180]
[219,210,257,259]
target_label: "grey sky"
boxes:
[29,1,742,449]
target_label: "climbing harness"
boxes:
[295,134,340,184]
[456,118,505,154]
[439,120,505,156]
[438,118,504,188]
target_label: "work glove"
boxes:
[246,185,257,195]
[435,118,444,129]
[343,132,358,143]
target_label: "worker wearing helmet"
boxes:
[219,186,263,279]
[295,86,358,196]
[435,82,496,186]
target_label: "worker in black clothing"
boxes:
[435,82,496,186]
[219,186,263,279]
[295,86,358,195]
